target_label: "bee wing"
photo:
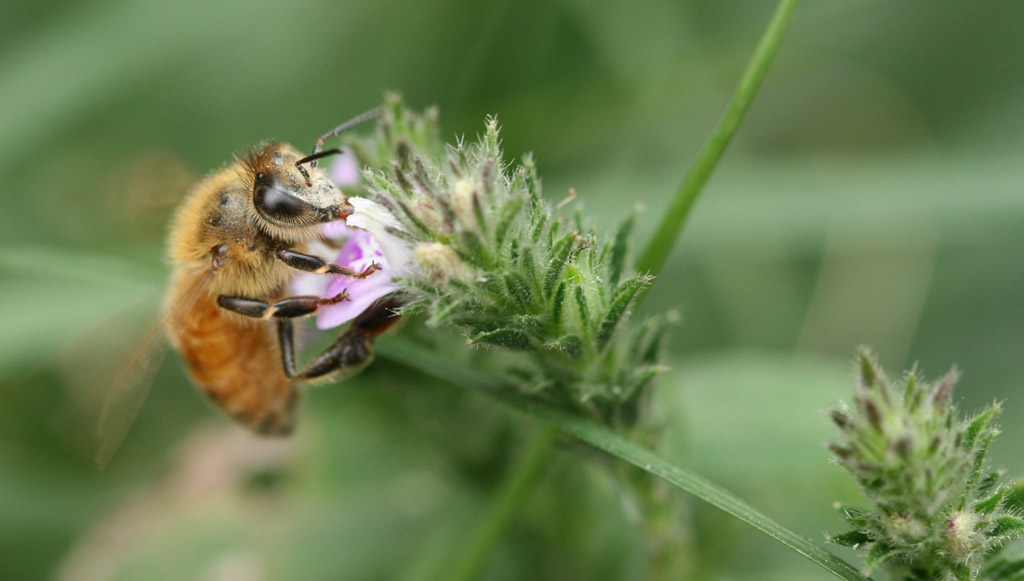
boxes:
[94,266,214,467]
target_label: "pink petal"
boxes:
[315,229,399,329]
[329,150,360,186]
[321,220,351,239]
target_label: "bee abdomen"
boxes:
[172,291,298,435]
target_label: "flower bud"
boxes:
[828,350,1018,578]
[945,510,977,559]
[450,179,479,231]
[415,242,468,281]
[889,513,926,541]
[411,199,447,233]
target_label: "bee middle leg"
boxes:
[217,291,349,319]
[276,297,403,380]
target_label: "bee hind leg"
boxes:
[277,297,403,380]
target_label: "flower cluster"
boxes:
[313,96,668,429]
[828,349,1024,580]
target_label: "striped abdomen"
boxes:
[168,277,297,435]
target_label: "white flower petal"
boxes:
[346,196,413,273]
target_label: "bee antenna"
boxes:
[295,147,347,186]
[296,147,346,169]
[307,106,384,168]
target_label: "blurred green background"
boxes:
[3,1,1024,579]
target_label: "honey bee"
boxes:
[98,109,401,462]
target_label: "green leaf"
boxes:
[426,299,463,326]
[530,215,547,244]
[393,197,437,240]
[551,335,583,361]
[974,486,1006,515]
[514,314,544,336]
[904,373,925,413]
[977,470,1001,495]
[550,281,567,326]
[991,516,1024,538]
[448,278,472,294]
[522,153,541,208]
[504,272,533,308]
[426,185,458,231]
[473,276,503,297]
[573,285,591,337]
[1002,480,1024,514]
[472,185,489,237]
[518,248,538,291]
[597,277,646,350]
[469,328,531,350]
[857,349,881,392]
[838,506,869,528]
[964,405,998,452]
[624,365,662,404]
[985,557,1024,580]
[544,233,576,296]
[633,315,670,365]
[950,563,973,581]
[494,197,523,248]
[864,541,900,571]
[379,338,870,581]
[459,229,489,267]
[392,163,415,194]
[828,530,872,548]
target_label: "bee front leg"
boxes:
[275,248,379,278]
[276,297,403,380]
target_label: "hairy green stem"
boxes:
[636,0,800,279]
[380,338,870,581]
[448,425,559,581]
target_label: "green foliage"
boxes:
[7,0,1024,579]
[829,349,1024,580]
[349,96,669,430]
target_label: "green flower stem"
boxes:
[448,424,559,581]
[636,0,800,279]
[380,338,870,581]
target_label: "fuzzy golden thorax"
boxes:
[166,141,345,300]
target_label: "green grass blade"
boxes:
[379,338,870,581]
[636,0,800,279]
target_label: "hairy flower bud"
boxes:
[411,199,447,234]
[449,179,479,232]
[415,242,467,282]
[828,349,1024,579]
[946,510,977,560]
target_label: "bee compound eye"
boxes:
[254,183,307,219]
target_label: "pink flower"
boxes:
[291,154,411,329]
[314,226,399,329]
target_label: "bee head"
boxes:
[241,143,352,240]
